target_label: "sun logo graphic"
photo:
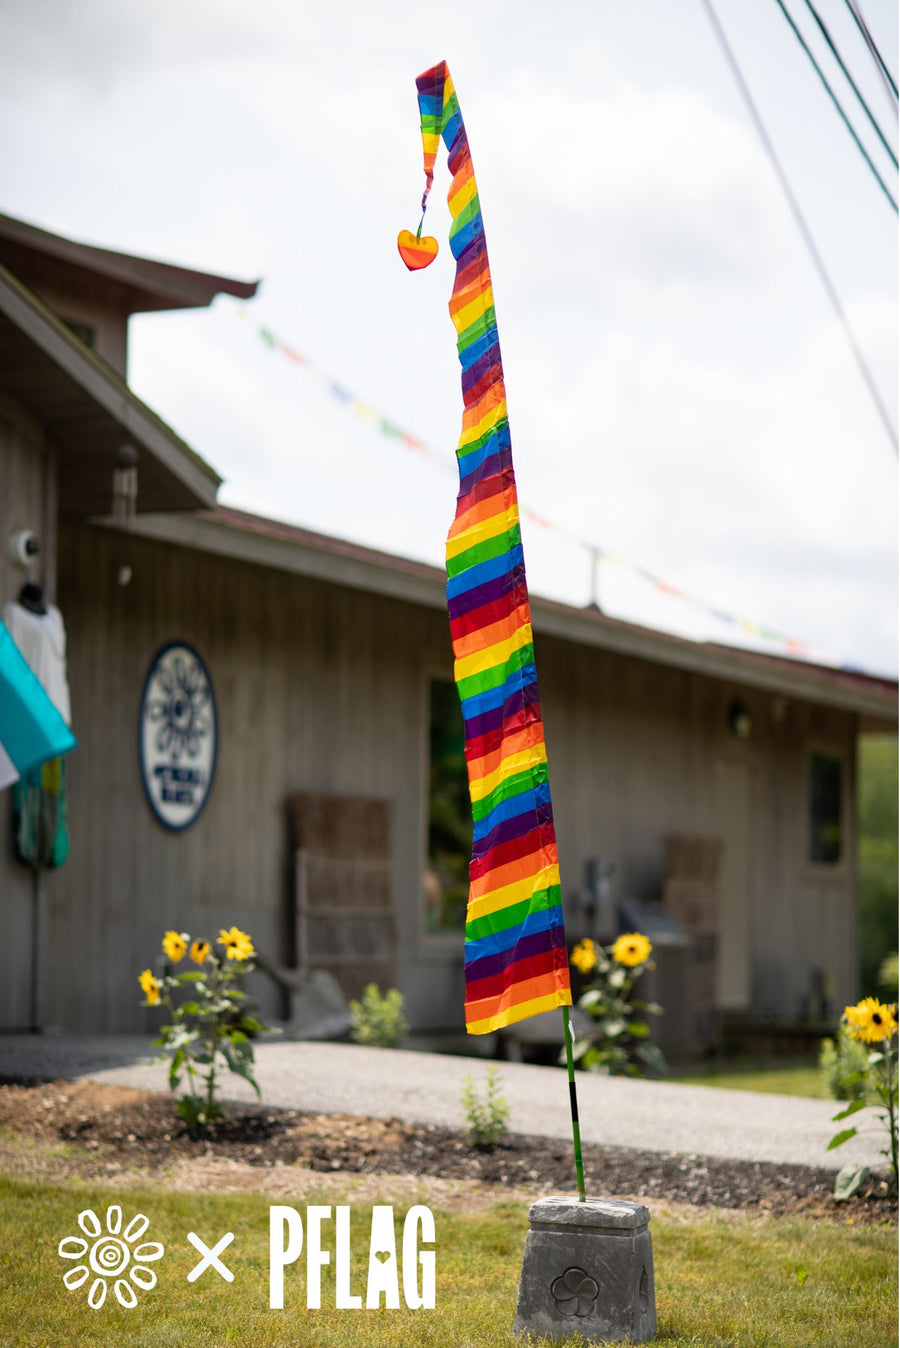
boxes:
[57,1205,165,1310]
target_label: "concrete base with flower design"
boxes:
[514,1195,656,1344]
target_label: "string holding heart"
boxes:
[397,161,439,271]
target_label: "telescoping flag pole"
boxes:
[399,60,586,1202]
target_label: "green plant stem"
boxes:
[204,966,221,1120]
[166,988,199,1107]
[562,1008,586,1202]
[205,1042,217,1119]
[885,1039,898,1185]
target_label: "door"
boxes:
[715,758,754,1009]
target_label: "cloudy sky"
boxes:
[2,0,897,673]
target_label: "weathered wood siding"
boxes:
[538,637,858,1021]
[0,395,58,1028]
[40,520,859,1034]
[52,521,459,1032]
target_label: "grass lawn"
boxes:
[668,1062,830,1099]
[0,1175,894,1348]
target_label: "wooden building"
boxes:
[1,215,896,1053]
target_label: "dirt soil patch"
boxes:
[0,1079,894,1225]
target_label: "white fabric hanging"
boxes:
[0,739,18,790]
[3,600,72,726]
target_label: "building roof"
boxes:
[114,503,898,728]
[0,262,221,513]
[0,211,259,314]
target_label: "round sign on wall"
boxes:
[139,642,218,831]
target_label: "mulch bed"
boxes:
[0,1079,895,1225]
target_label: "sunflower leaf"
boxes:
[831,1100,867,1122]
[827,1127,858,1150]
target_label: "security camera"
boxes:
[8,530,40,567]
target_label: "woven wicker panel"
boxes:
[663,835,721,885]
[291,793,396,997]
[290,792,392,862]
[299,854,393,911]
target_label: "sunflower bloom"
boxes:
[218,926,255,962]
[162,930,187,963]
[190,939,211,966]
[138,969,161,1006]
[571,939,597,974]
[845,997,898,1044]
[611,933,652,968]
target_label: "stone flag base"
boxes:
[514,1196,656,1344]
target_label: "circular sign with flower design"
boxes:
[139,642,218,831]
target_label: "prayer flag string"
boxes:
[235,308,832,665]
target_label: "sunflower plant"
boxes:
[828,996,898,1188]
[567,933,666,1077]
[137,926,272,1129]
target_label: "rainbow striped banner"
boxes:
[413,62,572,1034]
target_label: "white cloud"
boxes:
[480,70,790,288]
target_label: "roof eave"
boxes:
[0,211,259,313]
[93,508,898,724]
[0,264,221,511]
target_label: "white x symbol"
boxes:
[187,1230,235,1282]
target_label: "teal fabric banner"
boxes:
[0,618,76,777]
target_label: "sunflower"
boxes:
[218,926,255,962]
[138,969,161,1006]
[844,997,898,1044]
[570,939,597,974]
[190,940,211,966]
[611,933,652,968]
[161,930,187,963]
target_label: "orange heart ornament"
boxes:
[397,229,439,271]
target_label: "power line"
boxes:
[843,0,899,107]
[801,0,897,167]
[772,0,897,211]
[698,0,898,454]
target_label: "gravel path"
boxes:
[0,1034,883,1171]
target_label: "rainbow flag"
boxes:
[413,62,572,1034]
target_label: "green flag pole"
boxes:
[562,1008,586,1201]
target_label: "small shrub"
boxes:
[461,1065,510,1148]
[348,983,409,1048]
[819,1027,874,1103]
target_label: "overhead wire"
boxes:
[698,0,898,454]
[800,0,897,167]
[843,0,899,106]
[772,0,897,211]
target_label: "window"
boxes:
[424,679,471,934]
[62,318,96,349]
[809,751,843,864]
